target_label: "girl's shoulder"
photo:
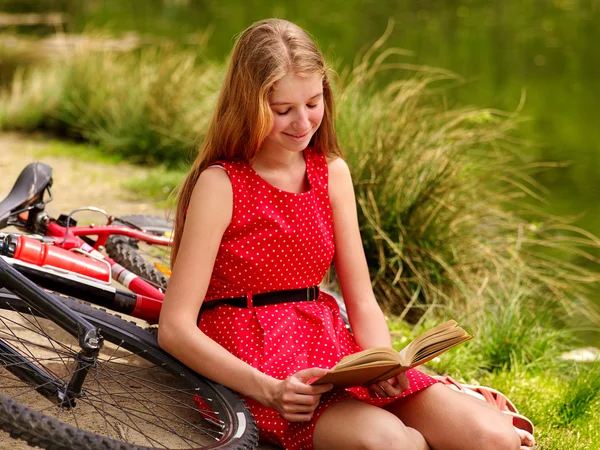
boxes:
[324,155,353,206]
[185,165,233,231]
[325,155,350,178]
[195,165,233,198]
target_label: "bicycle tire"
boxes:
[104,215,171,291]
[0,289,258,450]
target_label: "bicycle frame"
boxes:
[0,257,103,408]
[43,220,170,299]
[1,254,164,322]
[1,162,171,322]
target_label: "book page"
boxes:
[333,347,400,370]
[400,320,472,365]
[312,362,401,388]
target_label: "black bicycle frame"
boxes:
[0,257,103,408]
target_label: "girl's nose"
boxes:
[292,108,311,131]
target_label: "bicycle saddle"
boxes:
[0,162,53,228]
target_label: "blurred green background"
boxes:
[2,0,598,247]
[2,0,599,312]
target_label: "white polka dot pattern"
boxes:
[204,147,334,301]
[197,148,438,449]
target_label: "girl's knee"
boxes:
[474,417,520,450]
[354,422,422,450]
[329,415,421,450]
[358,417,427,450]
[313,400,424,450]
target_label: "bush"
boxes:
[335,30,600,321]
[0,38,224,167]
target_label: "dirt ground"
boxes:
[0,133,167,222]
[0,133,277,450]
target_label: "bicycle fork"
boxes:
[0,257,104,408]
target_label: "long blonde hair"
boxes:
[172,19,341,263]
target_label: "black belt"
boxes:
[200,286,320,313]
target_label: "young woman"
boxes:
[158,18,535,450]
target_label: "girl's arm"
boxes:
[158,167,331,421]
[158,167,269,399]
[328,157,392,349]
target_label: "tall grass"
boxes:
[0,34,49,87]
[55,45,223,166]
[0,37,223,167]
[335,26,600,322]
[416,284,575,380]
[1,30,600,324]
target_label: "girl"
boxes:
[158,18,535,450]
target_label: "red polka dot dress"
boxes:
[197,147,438,449]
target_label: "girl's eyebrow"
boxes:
[270,92,323,106]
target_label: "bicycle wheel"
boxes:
[0,289,258,450]
[104,215,171,291]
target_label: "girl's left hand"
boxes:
[367,372,410,398]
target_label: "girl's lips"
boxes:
[284,131,311,141]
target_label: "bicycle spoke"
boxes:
[84,363,211,447]
[79,391,215,446]
[92,363,218,442]
[0,300,240,449]
[92,357,218,438]
[29,311,73,376]
[81,375,165,447]
[6,303,76,354]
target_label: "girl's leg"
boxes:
[313,399,429,450]
[384,383,522,450]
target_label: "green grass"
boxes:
[121,167,185,208]
[33,138,126,164]
[388,294,600,450]
[480,370,600,450]
[31,138,185,208]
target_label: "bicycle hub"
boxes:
[0,234,18,257]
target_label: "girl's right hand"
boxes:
[266,368,333,422]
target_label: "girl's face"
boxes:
[263,72,324,154]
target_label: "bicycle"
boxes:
[0,162,172,319]
[0,163,259,449]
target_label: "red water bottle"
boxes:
[1,234,111,283]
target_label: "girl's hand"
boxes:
[367,372,410,398]
[266,368,333,422]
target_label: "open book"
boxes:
[312,320,473,389]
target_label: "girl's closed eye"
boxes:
[276,106,316,115]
